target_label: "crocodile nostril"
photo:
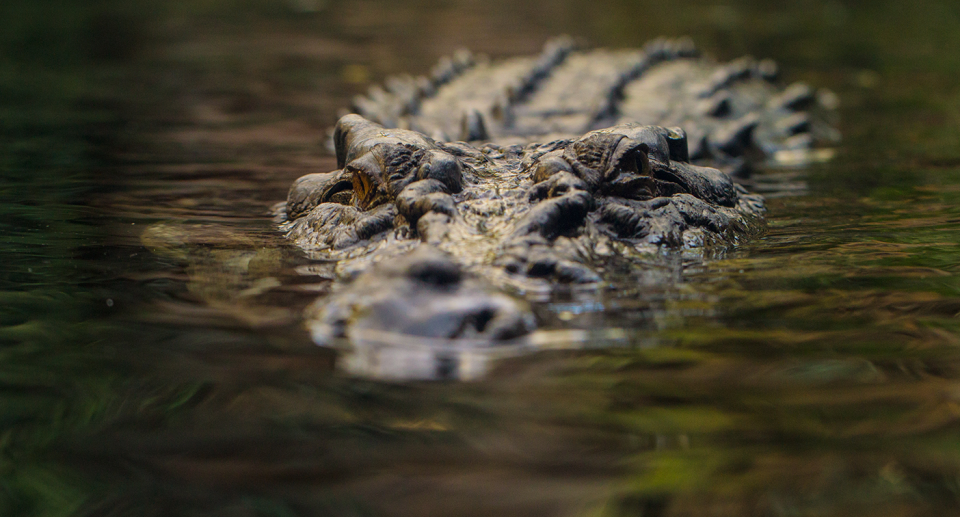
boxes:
[435,354,457,380]
[407,258,462,286]
[472,308,495,333]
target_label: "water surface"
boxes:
[4,1,960,516]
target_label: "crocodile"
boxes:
[276,37,836,379]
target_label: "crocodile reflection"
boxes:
[305,245,640,381]
[276,38,836,380]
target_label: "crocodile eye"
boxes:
[612,139,650,177]
[351,169,374,207]
[346,154,384,210]
[616,153,639,174]
[666,127,690,163]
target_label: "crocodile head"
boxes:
[280,113,764,350]
[276,38,834,373]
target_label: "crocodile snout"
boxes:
[306,246,535,345]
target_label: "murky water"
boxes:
[5,1,960,516]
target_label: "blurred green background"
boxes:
[4,1,960,516]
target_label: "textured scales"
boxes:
[351,37,837,166]
[277,38,836,371]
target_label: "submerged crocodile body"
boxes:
[277,38,836,379]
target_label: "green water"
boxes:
[4,1,960,516]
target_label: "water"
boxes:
[5,1,960,516]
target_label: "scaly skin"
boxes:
[279,38,835,365]
[351,37,837,168]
